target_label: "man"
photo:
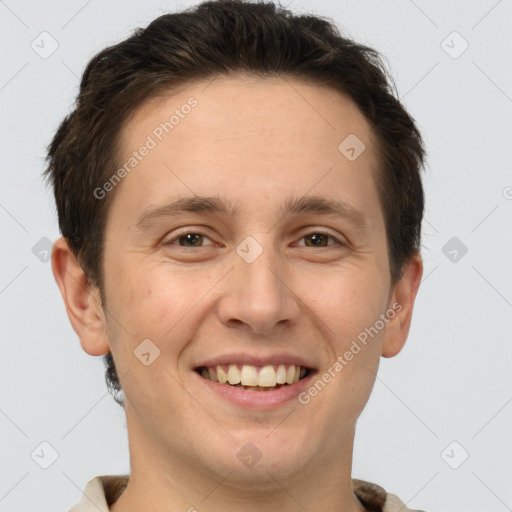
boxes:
[45,1,426,510]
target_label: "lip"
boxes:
[193,367,317,410]
[194,352,316,370]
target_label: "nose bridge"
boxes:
[218,233,299,333]
[238,235,282,294]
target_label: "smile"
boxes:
[195,364,311,391]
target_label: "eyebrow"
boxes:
[134,194,369,231]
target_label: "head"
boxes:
[46,0,424,489]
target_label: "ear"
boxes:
[51,237,110,356]
[381,252,423,358]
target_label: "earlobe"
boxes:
[51,237,111,356]
[381,252,423,358]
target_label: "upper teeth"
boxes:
[200,364,307,387]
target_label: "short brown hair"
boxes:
[44,0,425,408]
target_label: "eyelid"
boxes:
[163,226,347,248]
[163,227,217,247]
[296,227,347,247]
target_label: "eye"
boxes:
[162,228,346,249]
[163,231,215,248]
[297,229,345,248]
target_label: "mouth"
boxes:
[194,364,312,392]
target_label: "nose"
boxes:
[216,239,301,335]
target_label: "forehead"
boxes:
[111,74,382,227]
[119,74,377,162]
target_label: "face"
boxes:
[77,75,419,484]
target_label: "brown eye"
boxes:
[164,232,214,248]
[298,230,344,248]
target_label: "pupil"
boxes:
[308,233,326,247]
[180,234,202,247]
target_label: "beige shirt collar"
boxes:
[68,475,425,512]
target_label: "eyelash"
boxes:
[163,228,345,249]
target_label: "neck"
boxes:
[110,414,367,512]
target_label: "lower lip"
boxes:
[194,370,316,410]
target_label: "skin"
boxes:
[52,74,423,512]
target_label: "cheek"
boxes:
[114,263,217,364]
[310,269,386,411]
[330,269,388,396]
[310,263,390,346]
[127,273,195,336]
[105,270,202,410]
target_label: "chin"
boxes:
[198,428,317,485]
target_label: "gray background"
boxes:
[1,0,511,511]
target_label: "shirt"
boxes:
[68,475,426,511]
